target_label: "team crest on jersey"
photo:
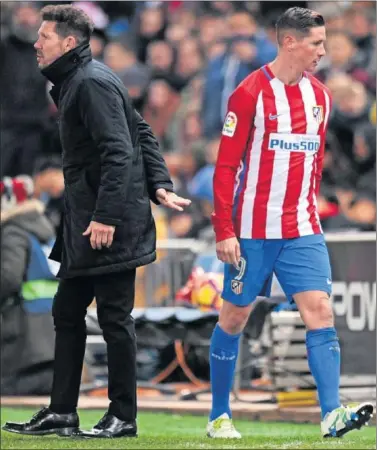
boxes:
[312,105,323,124]
[231,279,243,295]
[222,112,237,137]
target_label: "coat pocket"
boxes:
[113,220,141,246]
[65,171,96,213]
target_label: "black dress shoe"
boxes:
[79,413,137,438]
[2,407,79,436]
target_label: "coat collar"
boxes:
[41,42,92,86]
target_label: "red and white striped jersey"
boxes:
[212,65,332,242]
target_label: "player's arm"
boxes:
[315,91,333,196]
[212,85,256,243]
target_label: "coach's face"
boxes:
[295,26,326,73]
[34,21,76,69]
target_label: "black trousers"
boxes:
[49,269,137,421]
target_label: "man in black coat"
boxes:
[3,4,190,439]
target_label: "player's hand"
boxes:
[156,188,191,211]
[216,237,241,267]
[83,221,115,250]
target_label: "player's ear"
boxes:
[284,34,295,51]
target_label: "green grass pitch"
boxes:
[1,407,375,449]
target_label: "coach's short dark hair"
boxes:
[40,4,94,44]
[276,7,325,45]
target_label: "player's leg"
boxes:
[50,277,95,414]
[294,290,342,422]
[275,234,374,437]
[295,289,373,437]
[275,235,339,421]
[212,300,252,419]
[207,239,276,439]
[2,277,94,436]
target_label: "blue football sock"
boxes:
[306,327,341,419]
[209,323,241,421]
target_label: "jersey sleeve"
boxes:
[315,90,333,196]
[212,85,257,242]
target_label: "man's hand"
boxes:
[83,221,115,250]
[156,188,191,211]
[216,237,241,267]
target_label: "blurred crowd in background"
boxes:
[1,0,376,237]
[1,0,376,306]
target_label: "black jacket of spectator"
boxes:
[0,34,49,128]
[327,100,372,188]
[1,199,56,396]
[0,34,50,177]
[1,200,56,306]
[41,43,173,278]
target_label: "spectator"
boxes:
[196,11,227,56]
[205,135,221,165]
[164,74,205,153]
[310,1,348,32]
[183,136,223,240]
[143,76,181,152]
[326,75,373,179]
[97,1,136,22]
[226,10,277,67]
[104,37,150,110]
[89,28,108,61]
[187,164,215,231]
[346,123,376,229]
[344,6,376,68]
[206,1,235,15]
[180,108,204,150]
[202,10,277,138]
[0,2,13,40]
[134,6,166,63]
[33,165,65,231]
[165,21,190,46]
[316,31,375,93]
[1,175,57,395]
[0,2,49,178]
[174,37,205,86]
[146,39,175,75]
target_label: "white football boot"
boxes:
[321,402,374,438]
[206,413,241,439]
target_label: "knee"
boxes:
[311,296,334,326]
[97,308,135,342]
[52,308,86,332]
[298,294,334,330]
[218,303,250,334]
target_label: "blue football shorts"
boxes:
[222,234,332,307]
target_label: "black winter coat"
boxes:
[0,35,49,129]
[41,43,173,278]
